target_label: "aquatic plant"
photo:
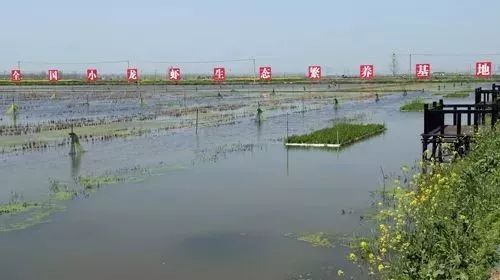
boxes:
[297,232,333,248]
[348,127,500,279]
[49,180,77,201]
[400,98,425,112]
[256,102,263,123]
[195,143,262,163]
[0,202,39,215]
[286,123,385,146]
[78,175,122,190]
[0,204,65,233]
[5,103,18,115]
[69,129,85,155]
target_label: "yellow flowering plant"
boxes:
[348,127,500,279]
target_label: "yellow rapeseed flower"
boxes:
[378,264,385,271]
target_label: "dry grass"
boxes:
[491,270,500,280]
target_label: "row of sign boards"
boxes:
[7,62,495,83]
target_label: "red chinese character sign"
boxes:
[360,65,374,80]
[259,66,272,81]
[169,68,181,81]
[475,61,492,78]
[86,69,98,82]
[11,70,22,83]
[308,66,321,80]
[213,67,226,82]
[416,64,431,79]
[48,70,60,82]
[127,68,139,82]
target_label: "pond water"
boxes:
[0,90,430,279]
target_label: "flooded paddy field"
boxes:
[0,82,482,279]
[0,83,398,154]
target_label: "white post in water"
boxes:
[286,112,289,139]
[196,108,199,135]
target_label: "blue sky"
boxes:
[2,0,500,75]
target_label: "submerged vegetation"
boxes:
[286,123,385,146]
[297,232,334,248]
[348,127,500,279]
[78,175,123,190]
[0,202,39,215]
[0,162,188,233]
[49,180,77,201]
[400,98,425,112]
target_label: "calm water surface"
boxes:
[0,92,427,279]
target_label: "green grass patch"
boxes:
[78,175,123,190]
[0,202,39,215]
[50,191,76,201]
[443,91,470,98]
[286,123,385,146]
[400,98,425,112]
[49,180,77,201]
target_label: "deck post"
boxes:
[492,103,497,129]
[423,104,429,133]
[453,106,457,125]
[467,106,472,125]
[482,104,486,125]
[431,137,437,159]
[195,108,199,135]
[437,137,443,162]
[475,87,481,104]
[422,136,429,161]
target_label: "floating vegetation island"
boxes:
[286,123,386,147]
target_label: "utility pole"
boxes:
[153,69,157,95]
[391,52,398,76]
[252,57,257,84]
[409,53,412,79]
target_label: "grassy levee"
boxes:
[0,74,496,86]
[443,90,471,98]
[286,123,385,146]
[349,127,500,279]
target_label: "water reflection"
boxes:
[11,112,17,127]
[286,147,289,176]
[70,150,82,180]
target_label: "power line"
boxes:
[143,58,255,64]
[397,53,500,57]
[19,60,130,65]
